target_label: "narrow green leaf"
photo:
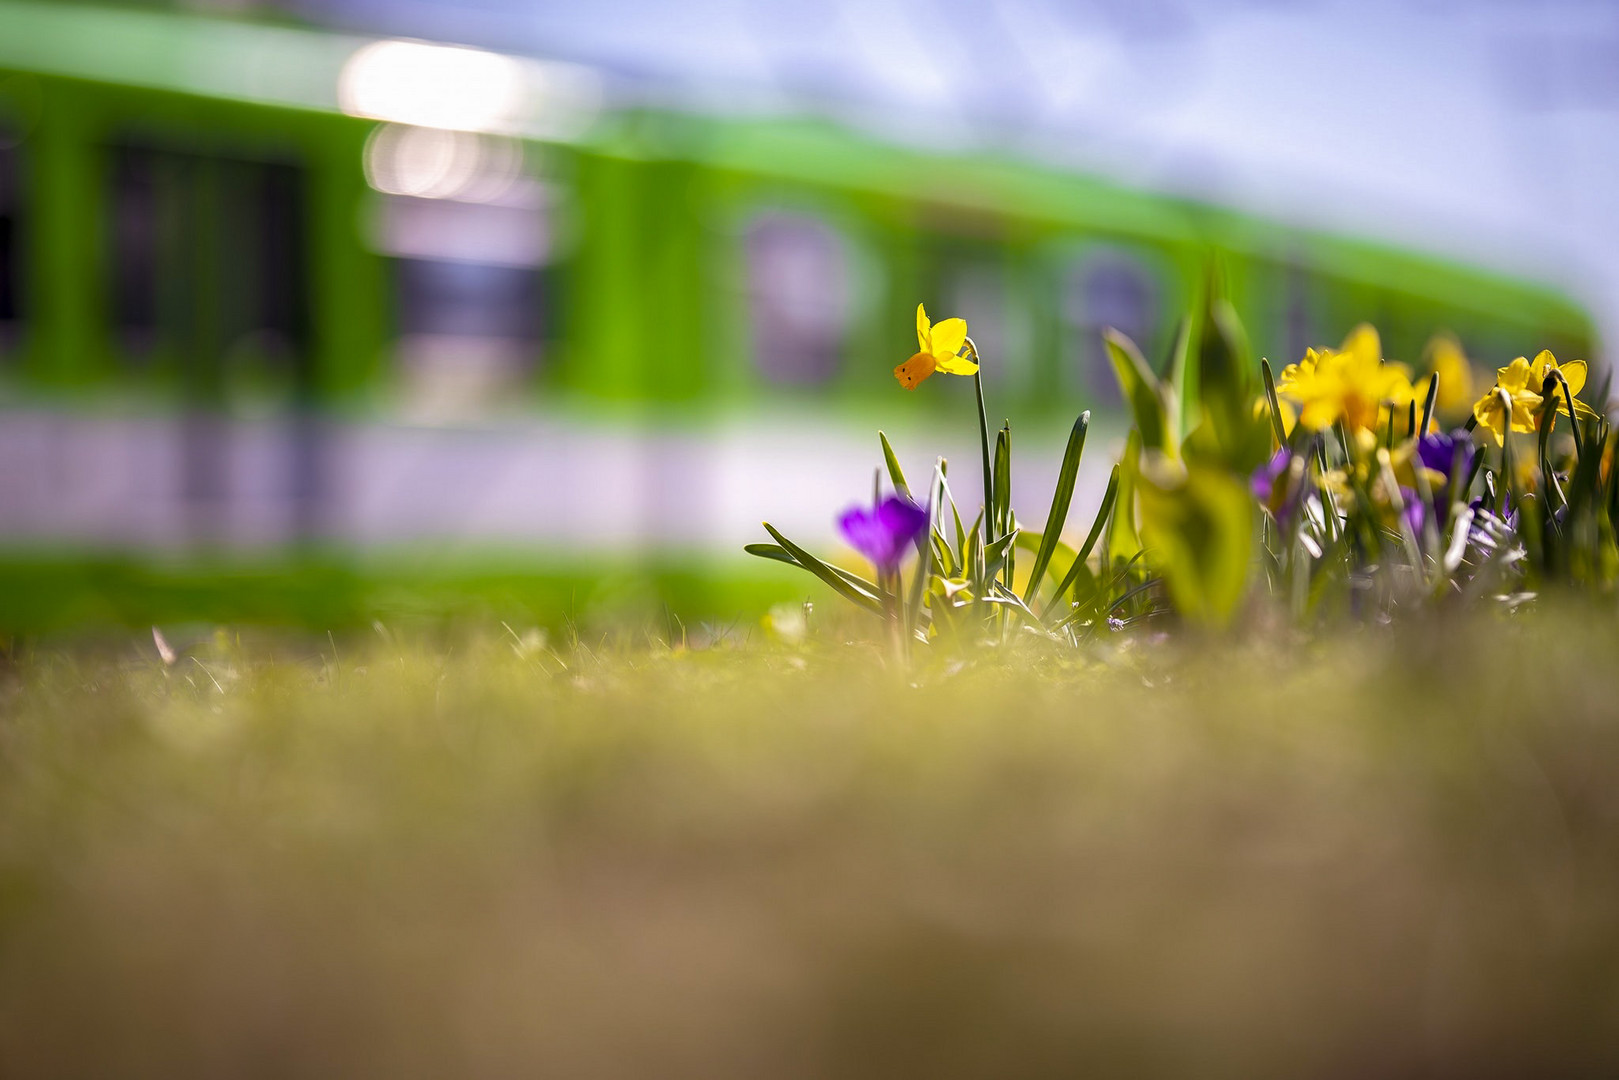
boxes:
[1106,329,1170,454]
[1419,370,1440,434]
[1046,463,1120,615]
[878,431,912,502]
[1166,315,1193,445]
[984,527,1019,576]
[992,423,1012,540]
[744,543,890,599]
[1023,410,1089,603]
[760,524,885,616]
[1260,358,1287,446]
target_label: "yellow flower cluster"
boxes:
[1471,350,1596,445]
[1275,325,1414,434]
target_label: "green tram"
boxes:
[0,1,1597,629]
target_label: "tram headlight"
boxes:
[339,40,525,133]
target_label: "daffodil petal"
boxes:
[916,303,931,354]
[934,354,979,376]
[1530,350,1556,383]
[1473,395,1505,445]
[894,351,937,390]
[1497,357,1534,393]
[1341,323,1381,365]
[1558,359,1587,396]
[928,317,967,360]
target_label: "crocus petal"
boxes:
[928,317,967,360]
[838,507,893,567]
[894,352,937,389]
[875,495,929,551]
[916,303,931,354]
[1401,487,1426,538]
[1416,429,1476,483]
[1251,447,1289,502]
[839,495,927,571]
[933,353,980,377]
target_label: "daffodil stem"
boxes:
[1558,373,1585,458]
[964,372,990,527]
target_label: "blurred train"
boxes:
[0,1,1598,627]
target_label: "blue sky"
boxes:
[286,0,1619,350]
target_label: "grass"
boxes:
[1,608,1618,1077]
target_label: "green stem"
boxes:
[1557,372,1585,458]
[969,341,993,536]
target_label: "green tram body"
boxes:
[0,1,1597,630]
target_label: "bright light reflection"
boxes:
[363,125,523,202]
[339,40,525,132]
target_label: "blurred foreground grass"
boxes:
[2,610,1618,1078]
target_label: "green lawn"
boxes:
[1,609,1617,1077]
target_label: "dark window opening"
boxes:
[939,257,1026,394]
[744,212,851,387]
[369,186,553,417]
[1064,251,1158,406]
[0,137,21,357]
[108,141,311,401]
[394,259,543,342]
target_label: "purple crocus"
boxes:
[1400,486,1427,538]
[839,495,928,573]
[1409,429,1481,535]
[1415,429,1478,490]
[1251,448,1305,527]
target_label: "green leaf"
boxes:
[1047,464,1119,614]
[1260,358,1287,447]
[744,543,891,600]
[1107,431,1143,566]
[878,431,912,502]
[1135,461,1253,627]
[759,525,886,616]
[1022,410,1089,603]
[1106,329,1173,456]
[991,423,1012,540]
[984,527,1020,579]
[1165,315,1194,445]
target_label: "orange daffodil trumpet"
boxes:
[1275,324,1415,434]
[1471,349,1597,445]
[894,304,977,389]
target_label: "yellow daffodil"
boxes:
[1526,349,1598,420]
[894,303,977,389]
[1471,350,1598,445]
[1471,356,1543,445]
[1426,333,1479,420]
[1276,324,1414,433]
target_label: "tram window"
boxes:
[369,180,552,418]
[0,139,20,355]
[1283,261,1322,364]
[941,260,1029,393]
[107,142,310,394]
[743,212,851,387]
[1062,251,1159,405]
